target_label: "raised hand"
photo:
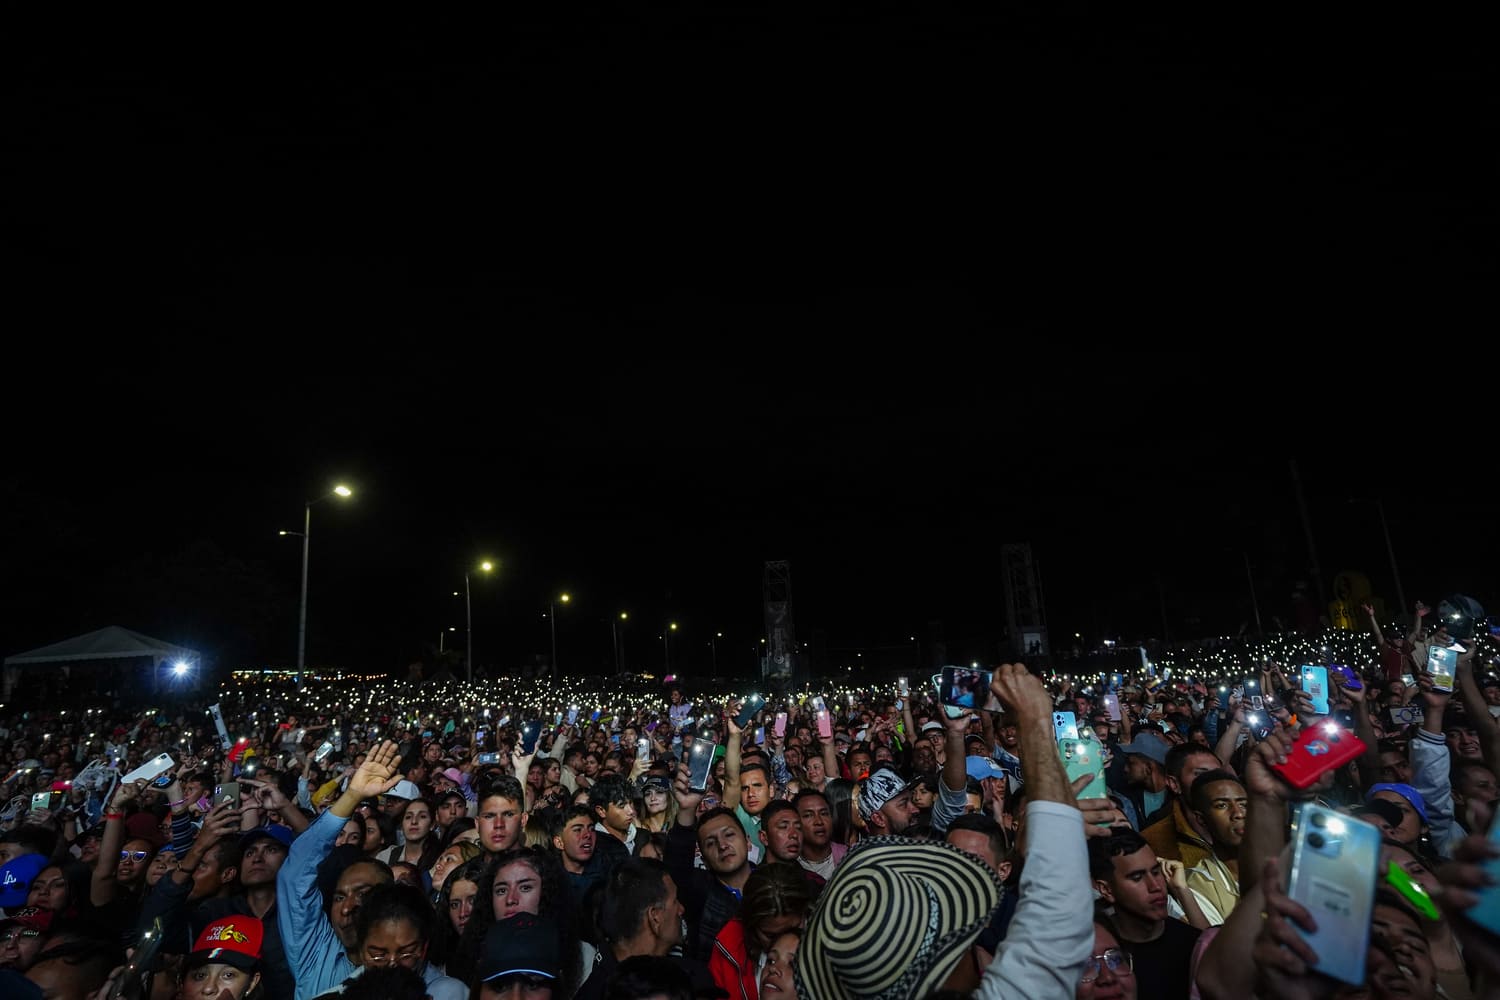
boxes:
[1251,856,1332,1000]
[989,663,1051,722]
[241,778,291,812]
[196,800,242,848]
[671,761,704,816]
[345,740,404,800]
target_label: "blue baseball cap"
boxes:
[0,853,47,909]
[1367,783,1429,826]
[965,756,1008,782]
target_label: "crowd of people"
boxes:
[3,599,1500,999]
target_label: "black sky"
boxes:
[3,8,1493,678]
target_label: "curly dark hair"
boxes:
[450,847,579,994]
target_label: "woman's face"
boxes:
[749,914,804,959]
[644,787,669,816]
[545,761,562,785]
[452,828,481,848]
[117,838,155,885]
[911,784,936,810]
[403,804,432,844]
[804,757,825,783]
[26,865,69,911]
[430,850,464,887]
[362,818,382,853]
[184,962,259,999]
[447,879,478,934]
[492,861,542,920]
[147,849,180,887]
[760,932,799,997]
[336,819,363,848]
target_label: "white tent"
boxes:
[3,625,201,699]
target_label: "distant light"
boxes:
[448,627,456,631]
[620,612,629,620]
[670,623,678,631]
[480,561,494,572]
[972,661,979,668]
[173,662,190,675]
[334,485,353,497]
[278,530,290,536]
[560,593,571,603]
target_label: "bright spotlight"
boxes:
[334,485,353,497]
[173,662,190,675]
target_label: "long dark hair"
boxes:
[824,778,856,846]
[450,847,579,995]
[428,857,489,970]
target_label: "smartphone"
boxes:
[422,730,433,739]
[1428,645,1457,693]
[313,741,334,763]
[610,734,620,746]
[1272,721,1367,789]
[121,752,175,786]
[735,694,766,729]
[1247,713,1274,742]
[1052,711,1079,742]
[774,712,788,738]
[31,791,60,812]
[110,916,165,1000]
[1060,735,1107,801]
[811,696,827,713]
[1286,803,1379,985]
[520,721,542,755]
[1300,666,1330,716]
[1328,663,1362,692]
[816,710,832,739]
[554,712,563,726]
[566,706,579,725]
[1401,673,1415,687]
[590,710,602,723]
[753,726,765,745]
[1102,693,1122,722]
[1243,677,1264,712]
[939,665,997,711]
[637,737,651,761]
[687,737,716,792]
[1389,704,1424,726]
[898,676,909,697]
[475,729,488,744]
[477,751,503,765]
[214,782,241,809]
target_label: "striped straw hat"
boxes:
[794,835,1002,1000]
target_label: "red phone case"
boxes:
[1272,721,1367,789]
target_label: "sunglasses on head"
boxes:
[120,850,150,862]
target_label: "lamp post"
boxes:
[466,561,494,683]
[664,622,678,671]
[1349,497,1407,614]
[710,631,722,674]
[279,484,352,672]
[549,593,570,678]
[613,612,628,674]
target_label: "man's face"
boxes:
[947,829,1003,876]
[1379,752,1413,786]
[998,724,1019,750]
[478,796,527,854]
[1447,725,1483,761]
[182,778,205,805]
[658,876,685,949]
[741,770,770,815]
[332,863,390,948]
[240,838,288,889]
[912,745,936,773]
[598,799,636,835]
[553,815,596,866]
[875,790,916,834]
[699,815,747,876]
[798,795,832,848]
[436,797,465,829]
[759,810,803,862]
[783,746,803,770]
[1372,791,1424,845]
[1484,685,1500,707]
[1124,754,1154,786]
[1369,904,1435,999]
[1169,752,1220,798]
[1192,780,1248,848]
[0,921,44,972]
[1098,846,1168,923]
[1456,767,1500,834]
[847,752,872,777]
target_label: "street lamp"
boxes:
[710,631,722,673]
[279,483,353,672]
[549,593,571,677]
[613,612,628,674]
[466,560,494,683]
[664,622,678,671]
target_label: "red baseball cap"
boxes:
[190,915,264,971]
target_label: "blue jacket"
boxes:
[276,809,354,1000]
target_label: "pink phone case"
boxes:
[816,711,832,739]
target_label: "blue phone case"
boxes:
[1287,804,1378,986]
[1052,711,1078,742]
[1301,666,1330,715]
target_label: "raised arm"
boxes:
[92,778,144,906]
[1363,602,1387,648]
[722,716,744,810]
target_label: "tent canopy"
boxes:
[5,625,199,666]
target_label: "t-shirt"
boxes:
[735,804,764,864]
[1124,918,1201,1000]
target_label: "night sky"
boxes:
[4,9,1492,680]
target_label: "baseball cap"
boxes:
[0,905,53,936]
[1353,798,1405,831]
[440,767,466,785]
[189,915,264,971]
[857,767,911,821]
[0,854,47,909]
[385,780,422,802]
[964,756,1008,782]
[1367,783,1430,826]
[920,721,943,735]
[1117,731,1170,766]
[240,825,294,850]
[637,775,672,794]
[796,836,1002,1000]
[479,913,560,983]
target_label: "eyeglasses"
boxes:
[1080,949,1133,982]
[1,928,41,943]
[120,850,150,862]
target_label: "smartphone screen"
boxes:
[753,726,765,745]
[313,741,334,762]
[1243,676,1264,711]
[477,752,502,765]
[636,737,651,761]
[816,710,832,739]
[121,752,175,786]
[736,695,765,729]
[898,676,909,697]
[1286,803,1378,985]
[1300,666,1330,715]
[566,707,579,725]
[939,665,997,711]
[688,737,716,792]
[1102,694,1122,722]
[1428,646,1456,693]
[520,722,542,755]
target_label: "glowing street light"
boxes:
[613,612,630,675]
[550,592,572,678]
[280,484,355,672]
[466,560,495,684]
